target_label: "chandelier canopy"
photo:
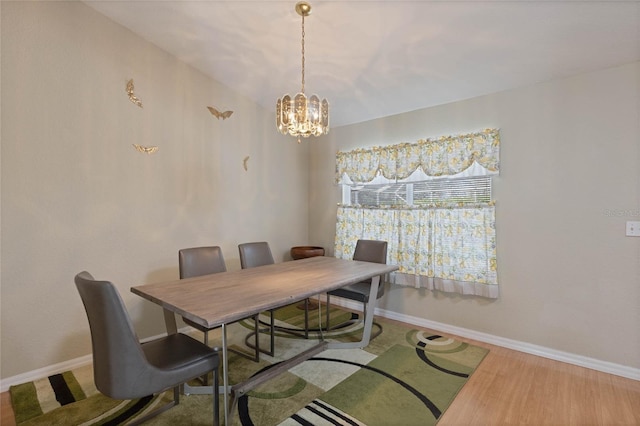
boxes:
[276,1,329,142]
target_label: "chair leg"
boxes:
[266,305,308,339]
[201,332,209,385]
[326,293,331,330]
[269,310,275,355]
[213,365,220,426]
[244,313,274,358]
[126,387,179,426]
[254,314,261,360]
[235,315,261,361]
[304,299,309,339]
[256,311,275,357]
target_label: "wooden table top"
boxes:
[131,256,398,329]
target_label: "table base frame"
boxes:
[165,276,381,425]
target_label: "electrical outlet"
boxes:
[626,221,640,237]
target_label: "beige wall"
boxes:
[1,1,310,379]
[2,1,638,382]
[309,62,640,369]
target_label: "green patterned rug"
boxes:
[10,305,488,425]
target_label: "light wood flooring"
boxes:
[437,334,640,425]
[2,324,639,425]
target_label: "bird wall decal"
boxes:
[243,156,250,171]
[132,144,158,154]
[126,79,143,108]
[207,106,233,120]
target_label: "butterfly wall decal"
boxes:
[126,79,143,108]
[207,106,233,120]
[132,144,158,154]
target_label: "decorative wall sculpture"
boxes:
[132,144,158,154]
[126,79,143,108]
[207,106,233,120]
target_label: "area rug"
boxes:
[10,305,488,425]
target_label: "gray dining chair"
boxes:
[74,271,219,426]
[179,246,260,363]
[238,242,310,357]
[326,239,388,340]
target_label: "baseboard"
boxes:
[3,303,638,392]
[0,354,93,393]
[0,330,180,393]
[332,298,640,381]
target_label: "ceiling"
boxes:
[84,1,640,127]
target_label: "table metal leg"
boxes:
[166,309,229,406]
[163,309,178,335]
[222,323,230,426]
[227,340,328,422]
[180,276,381,423]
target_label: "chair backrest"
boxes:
[179,246,227,279]
[353,239,388,264]
[353,240,388,299]
[74,271,150,399]
[238,241,274,269]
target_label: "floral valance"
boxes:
[336,128,500,184]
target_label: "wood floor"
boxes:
[2,328,639,425]
[437,335,640,425]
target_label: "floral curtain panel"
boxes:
[334,205,499,298]
[334,129,500,298]
[336,128,500,183]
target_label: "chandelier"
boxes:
[276,1,329,142]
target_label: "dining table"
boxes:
[131,255,398,425]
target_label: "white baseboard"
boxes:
[0,354,93,393]
[332,299,640,381]
[3,304,638,392]
[0,330,179,393]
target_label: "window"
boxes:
[345,175,492,207]
[334,129,500,299]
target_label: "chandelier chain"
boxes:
[301,13,305,93]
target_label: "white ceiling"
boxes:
[84,0,640,127]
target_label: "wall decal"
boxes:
[126,79,143,108]
[243,156,250,171]
[207,106,233,120]
[132,144,158,154]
